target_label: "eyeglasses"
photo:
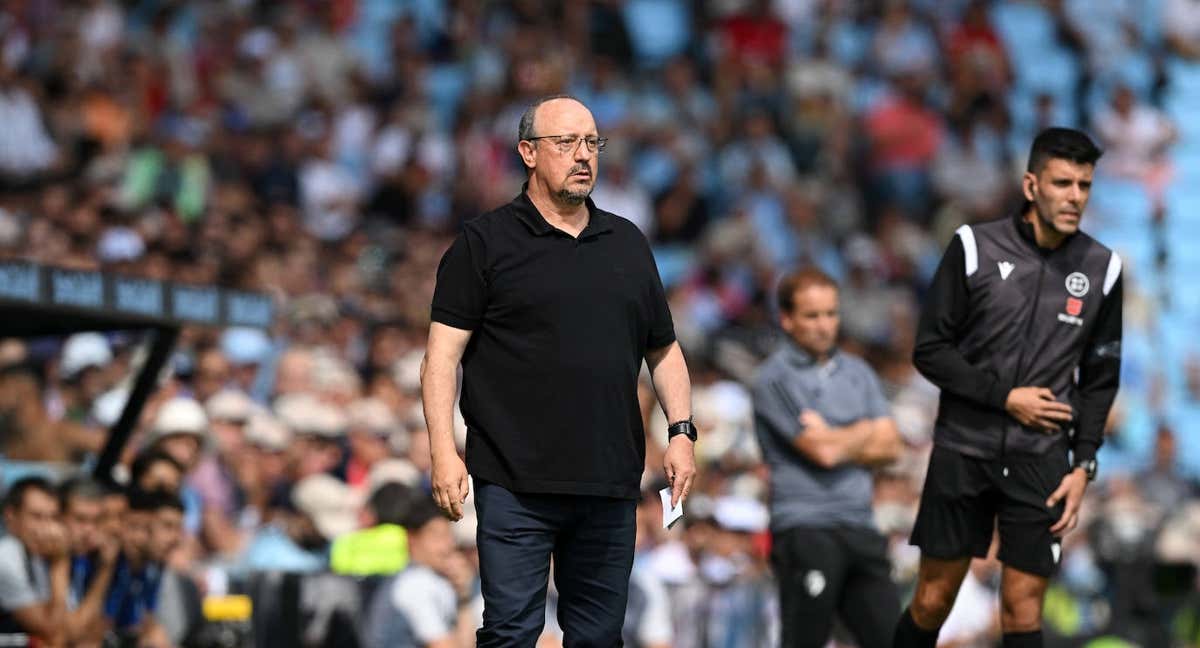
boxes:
[525,134,608,154]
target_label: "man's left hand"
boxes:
[1047,468,1089,534]
[663,435,696,509]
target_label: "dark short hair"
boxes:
[1027,127,1103,173]
[368,482,416,527]
[130,449,185,490]
[517,94,585,142]
[127,488,184,514]
[3,476,57,513]
[401,497,448,532]
[59,477,109,511]
[776,267,839,313]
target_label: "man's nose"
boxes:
[574,141,594,162]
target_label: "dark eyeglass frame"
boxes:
[524,134,608,153]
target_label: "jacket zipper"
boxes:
[1005,257,1047,456]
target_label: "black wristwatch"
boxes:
[668,418,697,443]
[1074,458,1097,482]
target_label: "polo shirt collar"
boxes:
[782,340,839,372]
[513,183,613,238]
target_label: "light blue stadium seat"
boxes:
[1164,183,1200,224]
[1136,0,1167,46]
[1167,401,1200,477]
[1164,91,1200,139]
[424,64,468,132]
[991,1,1058,65]
[1164,271,1200,317]
[1015,47,1082,98]
[1090,178,1153,224]
[1169,145,1200,186]
[623,0,691,67]
[1166,56,1200,96]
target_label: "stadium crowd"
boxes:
[0,0,1199,646]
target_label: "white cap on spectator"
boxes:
[347,398,399,436]
[312,353,360,398]
[274,393,346,438]
[292,474,360,541]
[206,388,256,423]
[391,350,423,393]
[712,495,769,533]
[149,397,208,443]
[245,414,291,452]
[61,333,113,379]
[365,458,422,495]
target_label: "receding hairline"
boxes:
[776,268,839,314]
[519,95,593,141]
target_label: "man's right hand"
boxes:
[431,453,470,521]
[38,521,70,563]
[1006,386,1073,431]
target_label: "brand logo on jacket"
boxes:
[1058,313,1084,326]
[998,261,1015,280]
[1065,272,1090,297]
[1066,297,1083,316]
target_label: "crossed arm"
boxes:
[792,410,902,470]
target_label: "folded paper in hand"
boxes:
[659,486,684,530]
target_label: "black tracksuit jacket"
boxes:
[914,212,1123,463]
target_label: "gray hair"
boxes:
[517,94,585,142]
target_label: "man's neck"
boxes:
[526,180,589,235]
[1023,209,1067,250]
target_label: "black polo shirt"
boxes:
[431,189,676,499]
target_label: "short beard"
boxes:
[555,186,590,205]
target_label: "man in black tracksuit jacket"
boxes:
[893,128,1122,648]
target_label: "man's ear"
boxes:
[517,140,537,173]
[1022,171,1037,202]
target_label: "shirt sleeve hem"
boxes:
[646,331,676,350]
[431,308,480,331]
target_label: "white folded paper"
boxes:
[659,486,684,530]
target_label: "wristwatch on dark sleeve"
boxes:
[668,418,697,443]
[1074,458,1097,482]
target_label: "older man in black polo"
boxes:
[752,268,903,648]
[422,95,697,646]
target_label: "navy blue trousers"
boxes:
[474,480,637,648]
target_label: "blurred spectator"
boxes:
[689,495,777,648]
[0,477,69,645]
[1165,0,1200,60]
[870,0,939,80]
[345,398,405,490]
[362,498,468,648]
[944,1,1011,98]
[1139,424,1195,513]
[0,61,58,182]
[234,473,356,575]
[193,388,255,556]
[105,489,183,647]
[143,398,207,537]
[131,450,186,495]
[59,477,119,645]
[864,74,944,220]
[1092,84,1177,211]
[331,482,416,577]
